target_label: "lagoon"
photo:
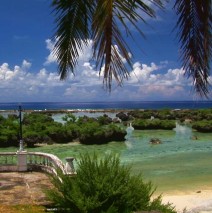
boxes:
[1,124,212,193]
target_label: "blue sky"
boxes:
[0,0,211,102]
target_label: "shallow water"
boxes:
[1,125,212,193]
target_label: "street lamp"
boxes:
[18,105,24,151]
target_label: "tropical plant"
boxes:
[192,120,212,132]
[0,115,19,147]
[78,121,126,144]
[47,153,176,213]
[51,0,211,96]
[133,118,176,130]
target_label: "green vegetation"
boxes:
[79,122,126,145]
[0,113,126,148]
[22,113,74,147]
[192,120,212,133]
[0,114,19,147]
[47,153,176,213]
[0,108,211,148]
[128,109,212,122]
[132,119,176,130]
[52,0,211,97]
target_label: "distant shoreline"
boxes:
[0,100,211,111]
[0,107,211,113]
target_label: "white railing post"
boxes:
[17,151,27,171]
[65,157,75,174]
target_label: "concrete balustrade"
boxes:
[0,151,76,175]
[0,152,17,172]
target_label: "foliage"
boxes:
[45,123,73,143]
[23,130,51,147]
[0,112,127,147]
[0,109,211,147]
[0,115,19,147]
[128,109,212,122]
[174,0,212,96]
[64,122,81,139]
[192,120,212,133]
[47,153,176,213]
[22,113,79,146]
[97,114,112,125]
[23,113,54,125]
[51,0,164,91]
[132,119,176,130]
[51,0,211,96]
[78,122,126,144]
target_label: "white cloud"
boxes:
[0,42,210,102]
[2,57,211,102]
[44,39,57,65]
[22,60,32,70]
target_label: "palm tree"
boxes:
[51,0,211,97]
[174,0,212,97]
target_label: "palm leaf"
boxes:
[174,0,212,97]
[92,0,130,90]
[92,0,164,91]
[51,0,93,79]
[51,0,164,90]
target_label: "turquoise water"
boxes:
[1,124,212,192]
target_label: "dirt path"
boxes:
[0,172,53,206]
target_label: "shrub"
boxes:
[0,114,19,147]
[23,113,54,125]
[192,120,212,132]
[133,119,176,130]
[45,124,73,143]
[47,153,176,213]
[78,123,126,144]
[97,114,112,125]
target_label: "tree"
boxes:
[174,0,212,97]
[47,153,176,212]
[51,0,211,97]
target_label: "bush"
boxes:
[133,119,176,130]
[23,130,52,147]
[192,120,212,132]
[46,124,73,143]
[97,114,112,125]
[79,123,126,144]
[0,116,19,147]
[47,153,176,213]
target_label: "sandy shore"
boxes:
[160,189,212,213]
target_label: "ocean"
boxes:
[0,101,211,110]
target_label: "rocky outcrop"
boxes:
[116,112,129,121]
[149,138,162,145]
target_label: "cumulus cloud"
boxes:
[44,39,57,65]
[0,38,210,102]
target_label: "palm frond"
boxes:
[174,0,212,97]
[92,0,130,91]
[51,0,165,91]
[92,0,165,91]
[51,0,93,79]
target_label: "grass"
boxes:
[0,205,52,213]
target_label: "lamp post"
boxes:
[17,104,27,171]
[18,105,24,152]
